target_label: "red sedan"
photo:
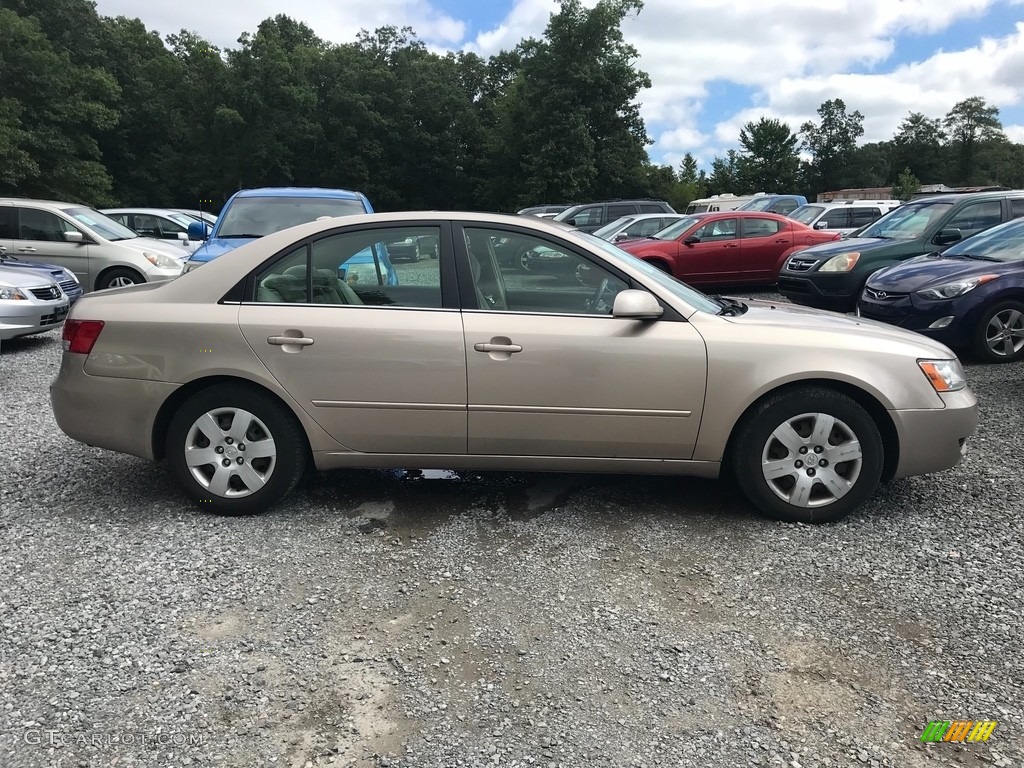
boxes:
[618,211,840,285]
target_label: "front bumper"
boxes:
[0,298,70,340]
[890,388,978,479]
[777,271,861,312]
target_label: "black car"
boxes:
[551,199,676,233]
[858,217,1024,363]
[778,190,1024,312]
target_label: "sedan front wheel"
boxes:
[166,384,307,515]
[730,387,884,523]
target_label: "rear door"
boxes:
[238,221,469,455]
[739,216,791,281]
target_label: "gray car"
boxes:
[0,199,189,291]
[51,212,977,524]
[0,265,69,341]
[102,208,208,254]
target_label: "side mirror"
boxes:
[187,221,207,241]
[63,231,84,243]
[683,235,700,245]
[813,221,829,230]
[612,289,664,320]
[177,232,189,242]
[933,227,962,246]
[612,232,629,242]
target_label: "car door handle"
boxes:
[18,247,37,253]
[474,342,522,353]
[268,335,314,346]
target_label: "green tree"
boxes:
[847,141,892,188]
[890,112,946,184]
[735,117,800,192]
[944,96,1004,184]
[799,99,864,197]
[890,167,920,201]
[707,150,741,194]
[0,8,118,201]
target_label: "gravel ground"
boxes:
[1,293,1022,768]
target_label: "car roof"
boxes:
[0,198,82,210]
[101,208,189,215]
[905,189,1024,204]
[231,187,366,200]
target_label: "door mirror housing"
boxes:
[176,231,189,242]
[187,221,208,241]
[813,221,829,230]
[612,289,664,320]
[933,227,963,246]
[683,235,700,245]
[63,230,84,243]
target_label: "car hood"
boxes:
[0,265,59,288]
[867,253,1022,291]
[721,298,955,357]
[119,237,191,259]
[791,236,895,259]
[188,237,255,263]
[0,257,70,278]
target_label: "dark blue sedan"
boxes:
[0,246,83,305]
[858,218,1024,363]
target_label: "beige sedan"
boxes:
[51,212,977,523]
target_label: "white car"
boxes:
[102,208,209,254]
[0,199,189,291]
[789,200,902,236]
[0,265,69,342]
[591,213,688,243]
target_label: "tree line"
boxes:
[2,0,1023,214]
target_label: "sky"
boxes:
[92,0,1024,171]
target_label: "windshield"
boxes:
[64,207,139,241]
[789,205,825,225]
[942,217,1024,262]
[651,216,702,240]
[169,212,201,227]
[592,217,635,238]
[551,205,583,223]
[737,197,776,211]
[685,203,710,214]
[579,233,721,314]
[857,201,953,240]
[217,197,368,237]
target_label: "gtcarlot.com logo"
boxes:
[920,720,998,743]
[23,729,204,747]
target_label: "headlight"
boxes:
[916,274,998,300]
[64,270,80,284]
[819,252,861,272]
[0,284,28,300]
[143,251,181,269]
[918,359,967,392]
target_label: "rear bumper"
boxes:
[890,389,978,479]
[51,354,177,460]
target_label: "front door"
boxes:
[10,206,91,284]
[238,222,468,455]
[458,225,707,459]
[676,216,742,284]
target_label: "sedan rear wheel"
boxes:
[730,387,883,523]
[166,384,307,515]
[974,301,1024,363]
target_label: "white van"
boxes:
[684,193,760,214]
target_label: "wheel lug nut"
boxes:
[236,457,244,465]
[222,459,231,467]
[225,437,234,445]
[799,447,808,454]
[795,460,803,468]
[814,446,823,453]
[807,468,816,476]
[215,446,224,454]
[820,459,829,467]
[238,444,246,451]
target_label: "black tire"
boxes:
[972,300,1024,363]
[729,387,884,524]
[165,384,307,515]
[97,267,144,291]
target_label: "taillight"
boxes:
[63,319,105,354]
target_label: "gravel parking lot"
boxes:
[1,292,1022,768]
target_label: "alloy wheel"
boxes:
[183,407,277,497]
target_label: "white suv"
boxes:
[789,200,902,236]
[0,199,189,292]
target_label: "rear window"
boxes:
[218,197,368,238]
[790,205,825,225]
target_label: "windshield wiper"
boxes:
[711,295,748,316]
[958,253,1000,261]
[220,233,263,239]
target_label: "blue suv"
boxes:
[183,187,397,283]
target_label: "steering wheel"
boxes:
[587,278,610,313]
